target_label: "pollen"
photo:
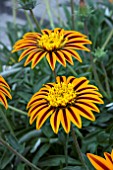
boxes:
[45,82,76,107]
[38,29,68,51]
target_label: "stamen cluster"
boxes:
[45,82,76,107]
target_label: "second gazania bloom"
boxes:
[12,28,91,70]
[27,76,103,133]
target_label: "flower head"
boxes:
[27,76,103,133]
[0,76,12,109]
[87,150,113,170]
[12,28,92,70]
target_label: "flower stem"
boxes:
[24,11,34,32]
[12,0,17,25]
[70,0,75,30]
[64,134,69,167]
[0,103,27,116]
[71,126,89,170]
[0,107,15,137]
[29,9,42,33]
[0,136,41,170]
[43,0,55,29]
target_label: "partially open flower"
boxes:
[0,76,12,109]
[27,76,103,133]
[12,28,92,70]
[87,149,113,170]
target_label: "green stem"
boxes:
[101,28,113,50]
[44,0,55,29]
[12,0,16,25]
[29,9,42,33]
[71,126,89,170]
[70,0,75,30]
[64,134,69,167]
[0,137,41,170]
[0,103,27,116]
[0,107,15,137]
[24,11,34,32]
[84,20,108,98]
[101,61,111,99]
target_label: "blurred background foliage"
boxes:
[0,0,113,169]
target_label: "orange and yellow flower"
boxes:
[0,76,12,109]
[27,76,103,133]
[12,28,91,70]
[87,149,113,170]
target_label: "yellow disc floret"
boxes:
[45,82,76,107]
[38,29,68,51]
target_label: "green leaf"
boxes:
[38,155,81,167]
[17,163,25,170]
[32,144,50,165]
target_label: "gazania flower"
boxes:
[0,76,12,109]
[12,28,92,70]
[87,149,113,170]
[27,76,103,133]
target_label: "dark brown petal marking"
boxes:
[75,105,93,118]
[63,109,68,129]
[65,45,83,49]
[68,107,79,124]
[37,93,48,96]
[30,102,48,113]
[74,79,87,90]
[22,48,36,56]
[34,51,46,65]
[55,51,64,64]
[45,83,54,88]
[0,95,6,105]
[43,30,49,35]
[89,155,110,170]
[54,110,58,129]
[32,104,48,120]
[29,98,44,106]
[49,52,54,67]
[17,44,37,49]
[77,96,101,103]
[68,77,75,83]
[0,88,8,94]
[61,51,71,62]
[66,40,89,44]
[75,101,96,111]
[27,51,38,62]
[38,107,54,127]
[105,153,113,163]
[77,87,96,92]
[77,92,99,97]
[60,76,64,82]
[41,90,49,93]
[0,81,8,88]
[64,33,82,39]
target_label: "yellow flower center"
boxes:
[38,29,68,51]
[45,82,76,107]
